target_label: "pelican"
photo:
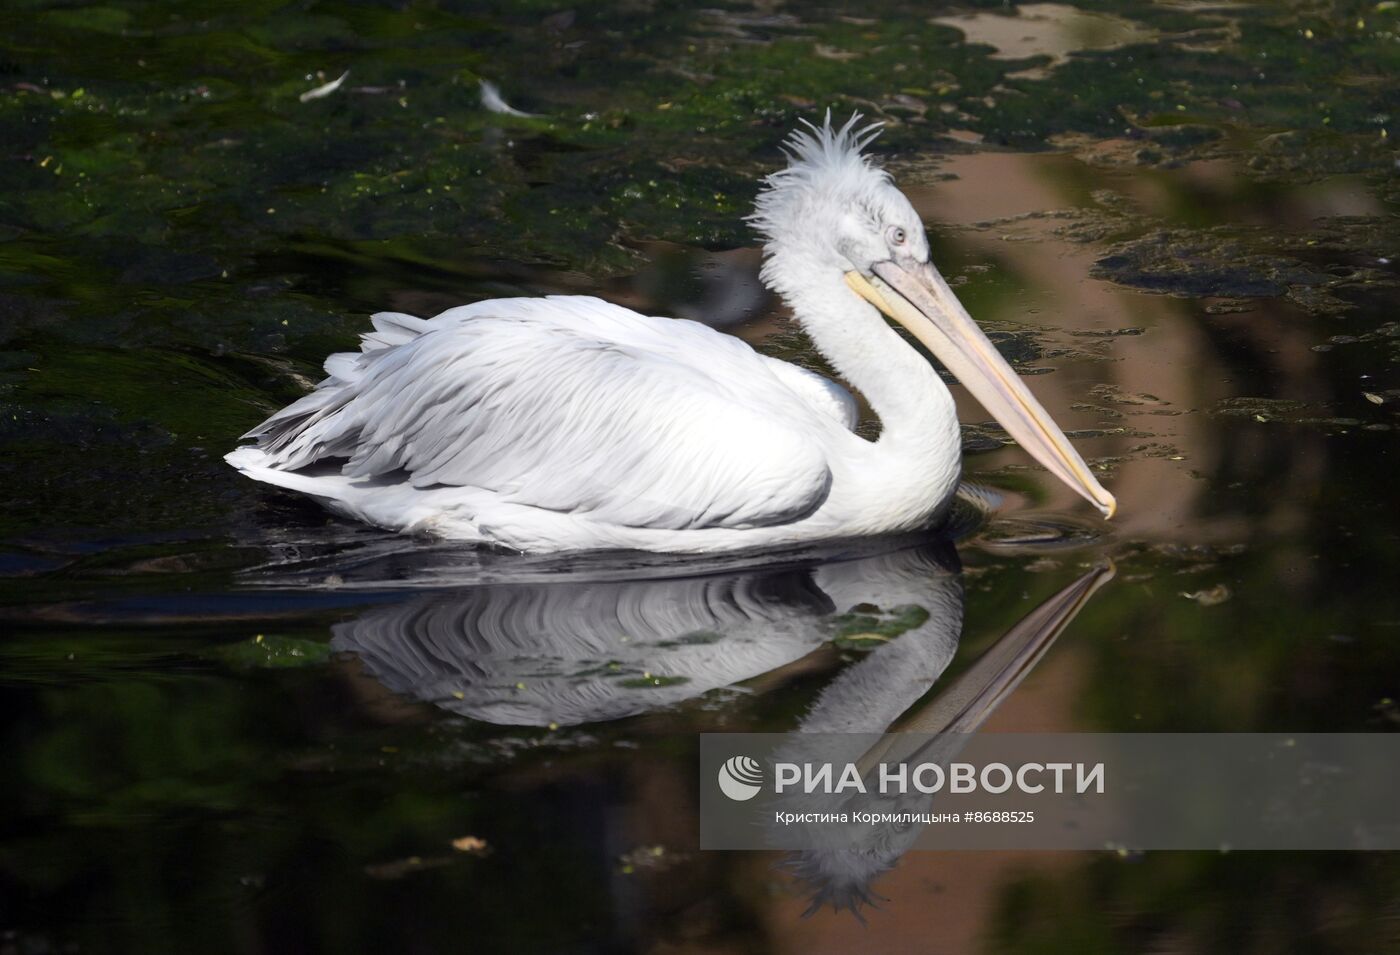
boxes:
[227,114,1116,553]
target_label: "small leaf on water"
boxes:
[299,70,349,103]
[1181,585,1232,607]
[450,836,490,855]
[834,632,893,649]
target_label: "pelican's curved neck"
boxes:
[785,271,959,457]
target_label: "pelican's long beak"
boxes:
[845,259,1117,519]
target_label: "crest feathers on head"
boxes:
[784,109,884,169]
[749,111,888,243]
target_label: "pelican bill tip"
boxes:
[1099,493,1118,521]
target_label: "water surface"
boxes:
[2,0,1399,952]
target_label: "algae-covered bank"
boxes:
[3,1,1400,952]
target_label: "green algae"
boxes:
[1092,219,1399,314]
[3,2,1400,951]
[211,632,333,669]
[832,603,932,649]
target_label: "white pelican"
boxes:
[227,114,1116,553]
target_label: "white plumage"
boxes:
[228,114,1114,552]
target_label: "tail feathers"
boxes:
[361,311,430,352]
[322,311,428,379]
[238,384,355,466]
[323,352,360,380]
[224,446,351,501]
[235,309,428,470]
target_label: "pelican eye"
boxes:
[886,225,907,246]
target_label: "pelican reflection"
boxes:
[330,535,963,728]
[322,534,1110,917]
[776,562,1114,914]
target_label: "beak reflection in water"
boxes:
[321,534,1112,916]
[779,559,1115,916]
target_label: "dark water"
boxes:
[3,1,1400,952]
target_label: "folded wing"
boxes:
[240,297,836,531]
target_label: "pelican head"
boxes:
[749,114,1117,519]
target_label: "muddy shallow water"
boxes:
[2,1,1399,952]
